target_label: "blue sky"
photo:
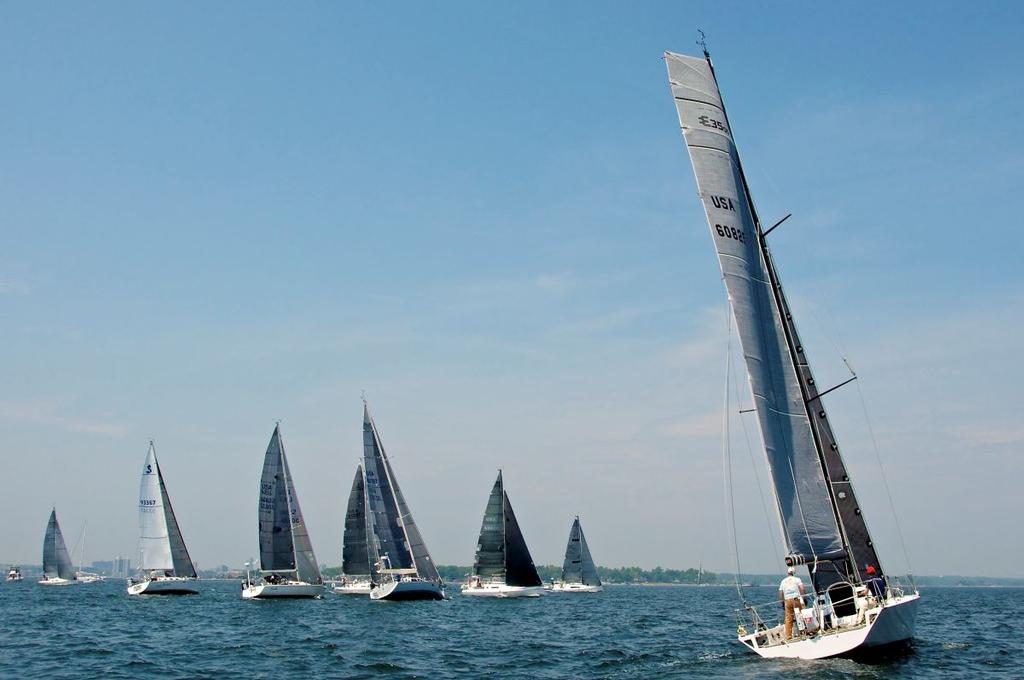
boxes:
[2,2,1022,576]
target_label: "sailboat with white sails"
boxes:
[38,509,78,586]
[462,471,543,598]
[551,516,602,593]
[664,45,920,659]
[127,442,199,595]
[362,403,445,601]
[242,424,325,599]
[332,465,372,595]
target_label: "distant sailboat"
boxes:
[333,465,372,595]
[242,424,324,599]
[462,471,543,598]
[38,509,77,586]
[551,516,602,593]
[127,442,199,595]
[362,403,445,601]
[664,46,920,659]
[73,522,104,584]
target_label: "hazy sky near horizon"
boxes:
[2,2,1022,577]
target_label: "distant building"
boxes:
[112,556,132,577]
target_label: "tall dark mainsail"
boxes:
[257,425,322,584]
[664,50,882,593]
[362,404,441,583]
[342,466,371,577]
[472,471,541,588]
[42,509,75,580]
[561,516,601,586]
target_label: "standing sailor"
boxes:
[779,567,807,639]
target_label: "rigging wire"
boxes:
[721,305,743,601]
[854,379,915,579]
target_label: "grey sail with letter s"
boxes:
[664,51,882,589]
[258,425,322,583]
[42,509,76,580]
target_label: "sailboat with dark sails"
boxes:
[128,441,199,595]
[362,402,445,601]
[38,509,77,586]
[242,424,324,599]
[462,471,543,598]
[333,465,372,595]
[551,516,602,593]
[664,45,920,659]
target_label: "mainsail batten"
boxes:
[665,51,854,567]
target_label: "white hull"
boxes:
[38,577,78,586]
[127,576,198,596]
[76,573,104,584]
[462,582,544,598]
[241,581,324,599]
[370,579,445,601]
[550,582,603,593]
[740,593,920,660]
[331,580,372,596]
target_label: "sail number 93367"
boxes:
[715,224,745,243]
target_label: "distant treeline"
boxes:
[433,565,714,584]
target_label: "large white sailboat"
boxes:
[242,424,325,599]
[362,403,445,601]
[664,46,920,659]
[551,516,602,593]
[38,509,78,586]
[127,442,199,595]
[462,471,543,598]
[332,465,373,595]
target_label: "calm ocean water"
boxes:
[1,582,1020,679]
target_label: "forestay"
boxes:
[664,52,845,564]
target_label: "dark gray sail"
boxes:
[362,404,441,583]
[282,448,322,584]
[155,456,197,579]
[258,425,322,583]
[472,471,540,587]
[501,489,541,587]
[342,466,371,577]
[664,51,882,589]
[473,473,507,579]
[42,509,75,580]
[561,516,601,586]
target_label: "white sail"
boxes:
[138,443,174,572]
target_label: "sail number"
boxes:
[140,499,157,506]
[698,115,729,133]
[715,223,745,243]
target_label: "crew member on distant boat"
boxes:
[779,567,806,640]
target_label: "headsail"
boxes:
[561,516,601,586]
[664,51,881,585]
[342,466,371,577]
[42,509,75,580]
[156,451,197,578]
[362,404,440,583]
[282,449,321,584]
[501,485,541,588]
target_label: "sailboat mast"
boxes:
[499,471,508,578]
[700,50,879,581]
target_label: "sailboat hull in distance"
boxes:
[461,582,543,598]
[370,579,445,601]
[550,582,603,593]
[37,577,78,586]
[331,579,372,596]
[127,576,198,596]
[241,582,324,599]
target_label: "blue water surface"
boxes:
[1,582,1020,678]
